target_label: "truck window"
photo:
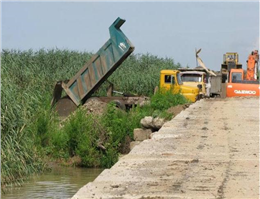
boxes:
[231,72,242,82]
[165,75,175,84]
[181,74,202,82]
[203,76,208,83]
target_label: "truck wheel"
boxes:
[113,100,126,110]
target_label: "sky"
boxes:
[1,1,259,71]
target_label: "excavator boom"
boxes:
[246,50,259,81]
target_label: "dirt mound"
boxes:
[167,104,190,117]
[83,97,107,116]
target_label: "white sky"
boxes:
[2,1,259,71]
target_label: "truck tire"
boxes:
[113,100,126,110]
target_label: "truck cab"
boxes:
[180,71,206,97]
[159,70,200,102]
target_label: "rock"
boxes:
[149,131,157,139]
[130,141,141,150]
[133,128,152,141]
[202,127,208,130]
[141,116,166,131]
[140,116,154,129]
[152,117,165,130]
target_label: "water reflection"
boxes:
[2,166,103,199]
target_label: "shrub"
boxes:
[150,90,188,110]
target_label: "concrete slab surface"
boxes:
[72,97,259,199]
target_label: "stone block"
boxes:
[140,116,153,129]
[133,128,152,141]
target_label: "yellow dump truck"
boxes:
[179,69,207,97]
[159,70,201,102]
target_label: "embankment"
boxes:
[72,97,259,199]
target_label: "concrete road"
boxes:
[72,97,259,199]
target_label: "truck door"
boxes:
[164,75,174,90]
[163,74,180,93]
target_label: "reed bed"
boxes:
[1,49,181,188]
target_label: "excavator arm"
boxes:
[246,50,259,81]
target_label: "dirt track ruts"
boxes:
[72,97,259,199]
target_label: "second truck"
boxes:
[159,70,201,102]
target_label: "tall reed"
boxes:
[1,49,181,188]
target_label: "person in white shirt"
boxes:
[206,76,211,97]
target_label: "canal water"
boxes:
[2,166,103,199]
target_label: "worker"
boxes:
[206,76,211,97]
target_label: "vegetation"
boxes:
[34,91,187,169]
[1,49,185,189]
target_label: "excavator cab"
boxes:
[224,53,238,63]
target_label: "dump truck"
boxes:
[179,67,223,98]
[51,17,148,117]
[159,70,201,102]
[179,49,219,98]
[179,68,207,97]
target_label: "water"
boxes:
[2,166,103,199]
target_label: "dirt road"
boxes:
[72,97,259,199]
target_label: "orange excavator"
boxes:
[225,50,259,97]
[246,50,259,81]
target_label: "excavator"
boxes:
[225,50,259,97]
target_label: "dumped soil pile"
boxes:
[83,98,107,116]
[60,98,107,128]
[167,104,190,117]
